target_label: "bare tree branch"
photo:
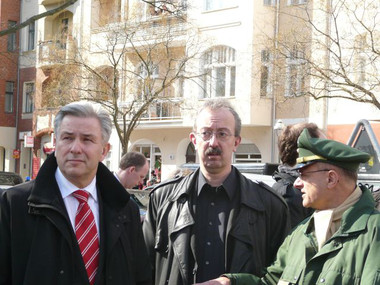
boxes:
[0,0,78,37]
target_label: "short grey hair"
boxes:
[54,101,112,143]
[193,98,242,136]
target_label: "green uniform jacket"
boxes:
[226,187,380,285]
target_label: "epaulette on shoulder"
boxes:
[148,174,186,195]
[256,180,288,208]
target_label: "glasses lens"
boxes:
[198,131,232,141]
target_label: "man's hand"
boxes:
[194,276,231,285]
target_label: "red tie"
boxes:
[73,190,99,285]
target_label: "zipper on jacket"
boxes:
[192,268,197,285]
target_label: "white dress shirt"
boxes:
[55,168,100,234]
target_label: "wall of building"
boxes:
[0,0,20,172]
[0,126,16,171]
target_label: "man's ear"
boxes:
[100,143,111,160]
[190,132,197,149]
[129,166,136,173]
[233,136,242,152]
[327,170,339,188]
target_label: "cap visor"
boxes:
[292,161,317,171]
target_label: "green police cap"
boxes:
[294,129,370,171]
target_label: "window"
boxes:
[136,63,159,100]
[260,50,272,97]
[285,46,306,97]
[28,22,35,51]
[7,21,17,52]
[201,46,236,98]
[204,0,235,11]
[23,82,34,113]
[60,18,69,49]
[98,0,121,25]
[355,35,367,85]
[93,67,117,101]
[133,144,161,182]
[234,144,262,163]
[186,143,195,163]
[264,0,277,6]
[5,82,14,113]
[288,0,307,5]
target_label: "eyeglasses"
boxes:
[296,169,331,178]
[196,130,234,142]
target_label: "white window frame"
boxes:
[136,63,159,100]
[260,49,272,97]
[133,144,161,181]
[204,0,236,11]
[28,22,35,51]
[285,46,306,97]
[355,34,367,86]
[264,0,277,6]
[234,144,262,163]
[287,0,307,5]
[23,82,34,113]
[201,46,236,98]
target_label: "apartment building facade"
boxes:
[10,0,378,180]
[29,0,279,180]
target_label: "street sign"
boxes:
[13,149,20,159]
[24,135,34,148]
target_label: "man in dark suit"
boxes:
[0,101,151,285]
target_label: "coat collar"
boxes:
[167,166,266,212]
[28,153,130,211]
[304,187,375,236]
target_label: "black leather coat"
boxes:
[0,154,152,285]
[143,167,290,285]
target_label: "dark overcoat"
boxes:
[0,154,151,285]
[143,167,290,284]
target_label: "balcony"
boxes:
[118,99,182,123]
[37,38,76,67]
[142,100,182,121]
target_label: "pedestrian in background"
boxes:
[196,129,379,285]
[0,101,151,285]
[115,151,149,189]
[272,122,323,228]
[143,98,290,284]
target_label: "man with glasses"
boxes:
[143,99,290,284]
[196,129,379,285]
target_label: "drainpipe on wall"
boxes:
[322,0,332,132]
[270,0,280,162]
[15,0,22,172]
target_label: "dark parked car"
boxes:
[0,171,23,189]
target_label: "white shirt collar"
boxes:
[114,171,121,182]
[55,167,98,202]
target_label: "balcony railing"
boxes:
[37,38,76,67]
[118,99,182,122]
[142,100,182,121]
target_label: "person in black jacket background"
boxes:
[272,122,323,228]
